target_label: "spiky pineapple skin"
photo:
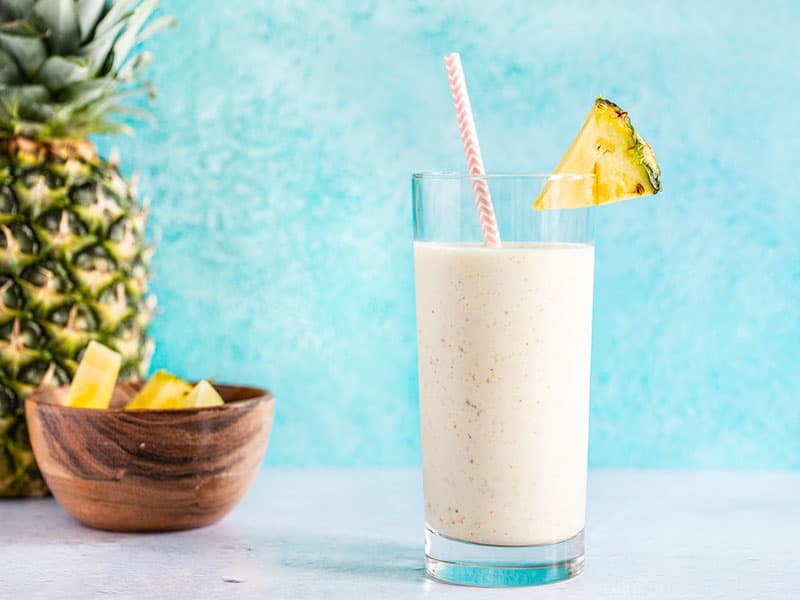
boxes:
[0,137,153,496]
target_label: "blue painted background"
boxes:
[106,0,800,467]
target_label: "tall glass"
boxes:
[412,173,595,587]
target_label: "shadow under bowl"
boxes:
[25,382,274,533]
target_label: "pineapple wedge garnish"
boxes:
[66,342,122,409]
[534,98,661,209]
[126,371,193,410]
[183,381,224,408]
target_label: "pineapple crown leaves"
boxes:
[0,0,175,141]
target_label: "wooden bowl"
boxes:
[25,382,274,533]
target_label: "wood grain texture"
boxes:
[25,383,274,532]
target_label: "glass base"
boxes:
[424,527,584,587]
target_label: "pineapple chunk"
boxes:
[125,371,193,410]
[535,98,661,209]
[183,380,224,408]
[66,341,122,409]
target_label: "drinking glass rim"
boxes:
[412,172,595,181]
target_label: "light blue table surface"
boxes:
[3,469,798,599]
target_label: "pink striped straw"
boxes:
[444,53,501,248]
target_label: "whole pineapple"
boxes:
[0,0,172,496]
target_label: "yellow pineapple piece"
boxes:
[66,341,122,409]
[183,380,224,408]
[125,370,193,410]
[534,98,661,209]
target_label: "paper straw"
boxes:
[444,53,501,248]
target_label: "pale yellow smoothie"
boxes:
[414,241,594,546]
